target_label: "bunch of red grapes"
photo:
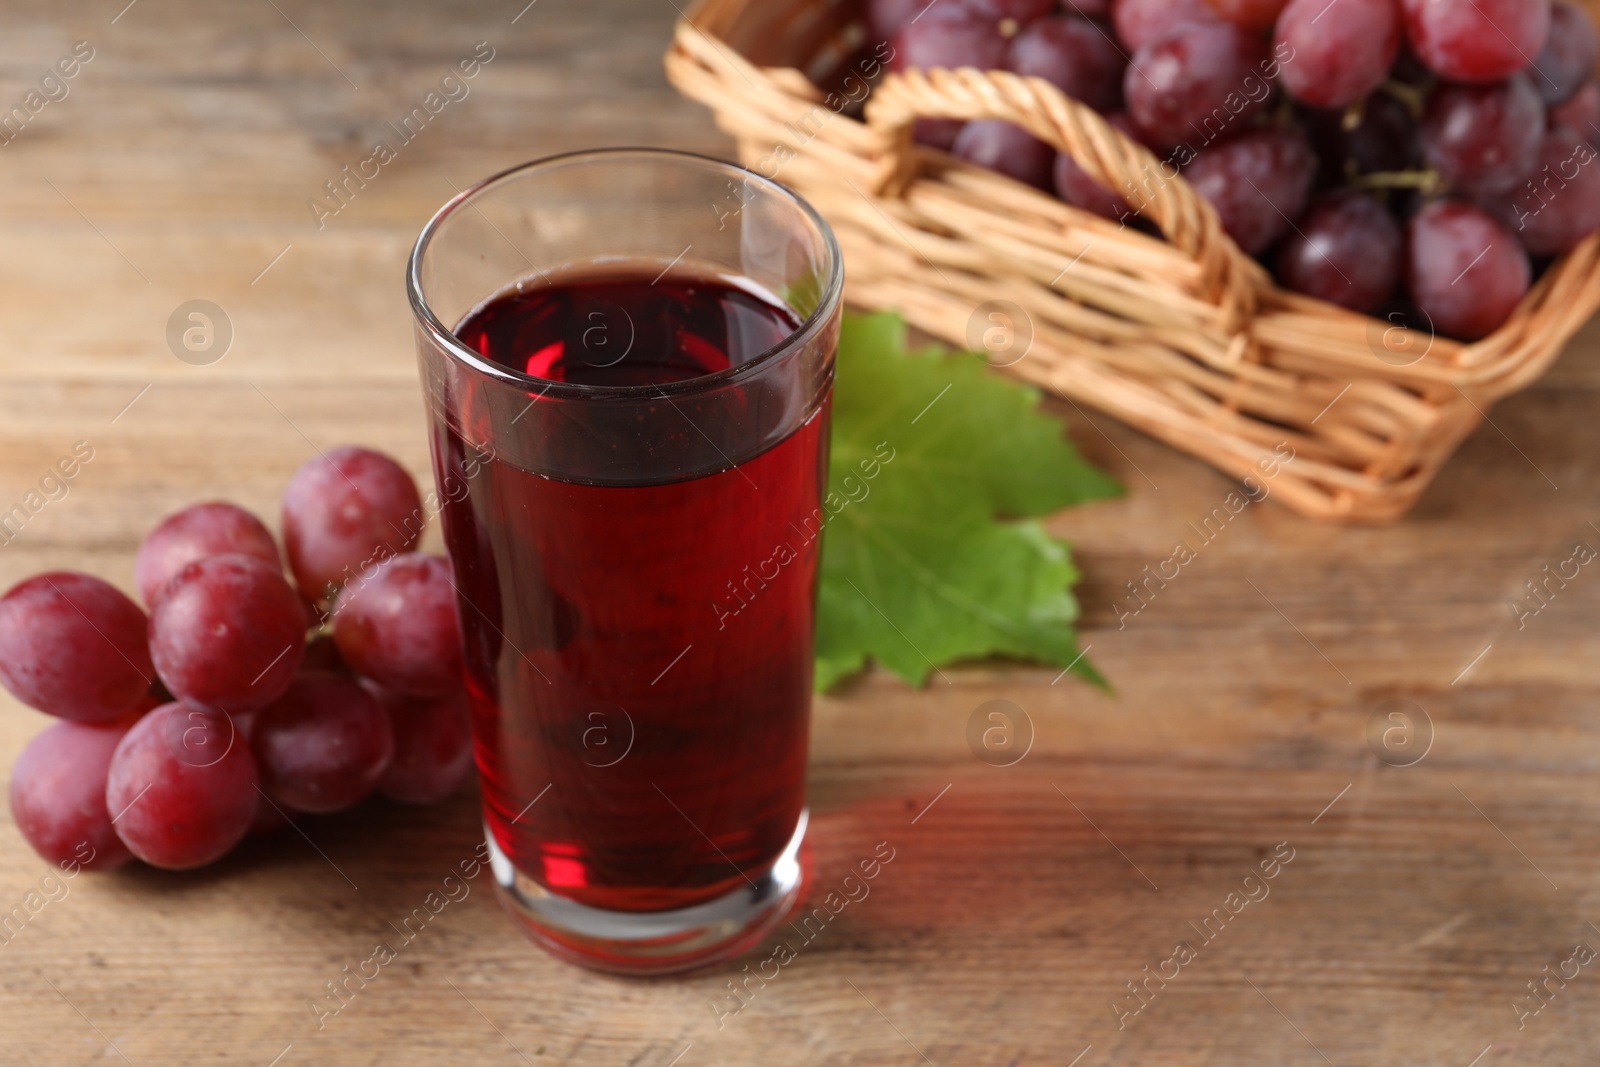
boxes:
[0,447,473,872]
[872,0,1600,340]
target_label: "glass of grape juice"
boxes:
[406,149,842,974]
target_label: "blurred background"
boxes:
[0,0,723,529]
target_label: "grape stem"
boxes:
[1378,79,1427,119]
[1273,89,1297,126]
[1340,97,1367,133]
[1353,168,1447,197]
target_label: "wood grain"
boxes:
[1,1,1599,1064]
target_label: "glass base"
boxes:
[485,810,809,976]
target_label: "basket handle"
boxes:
[865,67,1258,335]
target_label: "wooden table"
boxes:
[3,1,1600,1064]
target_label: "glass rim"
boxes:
[405,147,845,402]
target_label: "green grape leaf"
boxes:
[815,312,1121,690]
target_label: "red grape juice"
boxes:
[434,267,828,913]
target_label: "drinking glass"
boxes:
[407,149,842,974]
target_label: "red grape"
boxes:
[869,0,929,41]
[1275,0,1402,109]
[1529,1,1598,104]
[229,705,260,742]
[1114,0,1222,51]
[1006,16,1127,112]
[961,0,1058,19]
[1124,22,1272,149]
[1183,128,1317,254]
[1551,81,1600,138]
[229,708,300,835]
[1054,112,1145,218]
[1489,126,1600,255]
[1309,92,1421,181]
[1422,75,1545,194]
[105,701,258,870]
[135,502,280,607]
[9,715,139,870]
[332,552,462,696]
[889,7,990,152]
[892,8,1011,73]
[281,446,424,600]
[0,572,153,723]
[1063,0,1114,17]
[952,119,1058,187]
[371,685,474,805]
[1205,0,1290,29]
[914,118,968,149]
[1406,199,1531,340]
[251,674,393,813]
[1401,0,1552,83]
[149,554,306,713]
[1275,191,1404,310]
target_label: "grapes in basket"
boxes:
[872,0,1600,341]
[1,447,474,872]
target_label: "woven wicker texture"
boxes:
[665,0,1600,520]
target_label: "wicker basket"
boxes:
[664,0,1600,521]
